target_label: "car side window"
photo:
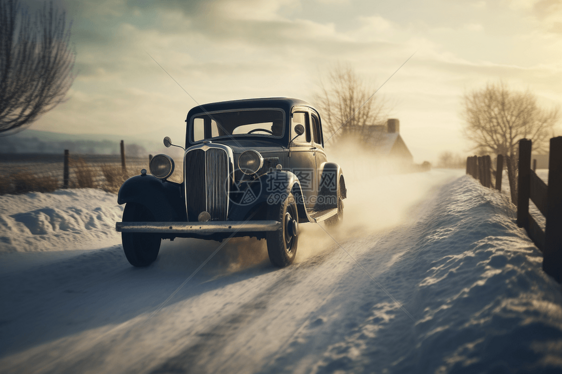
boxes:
[311,114,322,146]
[292,112,311,144]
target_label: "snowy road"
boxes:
[2,170,562,374]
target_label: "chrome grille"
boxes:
[184,149,206,220]
[184,145,231,221]
[206,148,229,220]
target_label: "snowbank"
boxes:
[302,176,562,373]
[0,189,122,253]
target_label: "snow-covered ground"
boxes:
[0,189,122,254]
[1,170,561,374]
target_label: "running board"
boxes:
[308,208,338,223]
[116,220,281,235]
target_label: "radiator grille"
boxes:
[206,148,229,220]
[185,149,206,221]
[184,147,230,221]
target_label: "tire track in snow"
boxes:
[147,255,334,374]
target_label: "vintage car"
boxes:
[116,98,347,268]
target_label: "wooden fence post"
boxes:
[484,155,491,188]
[486,155,494,188]
[476,156,483,184]
[533,159,537,172]
[481,156,487,187]
[544,136,562,281]
[517,139,532,228]
[506,155,517,204]
[120,140,126,173]
[496,155,503,191]
[473,156,478,178]
[63,150,69,188]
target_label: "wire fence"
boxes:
[0,152,182,195]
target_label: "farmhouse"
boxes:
[343,119,414,165]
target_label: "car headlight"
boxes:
[238,150,263,175]
[149,154,175,179]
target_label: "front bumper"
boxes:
[115,220,281,235]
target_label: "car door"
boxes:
[310,110,332,210]
[289,110,316,209]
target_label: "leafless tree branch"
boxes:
[461,81,559,200]
[0,0,75,136]
[313,64,387,146]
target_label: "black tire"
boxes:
[122,203,161,267]
[266,193,299,267]
[324,194,344,227]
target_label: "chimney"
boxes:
[387,118,399,133]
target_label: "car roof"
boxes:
[185,97,315,119]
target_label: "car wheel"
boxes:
[324,194,344,227]
[266,193,299,267]
[121,203,161,267]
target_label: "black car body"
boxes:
[116,98,346,267]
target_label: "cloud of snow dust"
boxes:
[157,236,269,276]
[295,139,462,262]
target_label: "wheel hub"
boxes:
[285,212,298,238]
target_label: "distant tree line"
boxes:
[437,151,465,169]
[0,136,149,157]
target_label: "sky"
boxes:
[27,0,562,163]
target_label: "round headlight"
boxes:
[238,150,263,175]
[149,154,175,179]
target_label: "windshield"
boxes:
[190,109,285,142]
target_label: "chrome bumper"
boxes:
[115,220,281,235]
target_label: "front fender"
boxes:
[117,175,187,221]
[261,170,311,222]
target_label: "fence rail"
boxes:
[466,137,562,282]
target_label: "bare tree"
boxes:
[0,0,75,135]
[461,81,559,201]
[438,151,464,169]
[314,64,387,145]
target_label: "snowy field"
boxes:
[1,170,562,373]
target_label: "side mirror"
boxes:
[289,124,305,156]
[163,136,172,148]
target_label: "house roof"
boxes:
[370,133,400,156]
[344,125,413,159]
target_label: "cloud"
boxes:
[503,0,562,33]
[464,23,484,31]
[24,0,560,165]
[472,0,487,8]
[313,0,350,4]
